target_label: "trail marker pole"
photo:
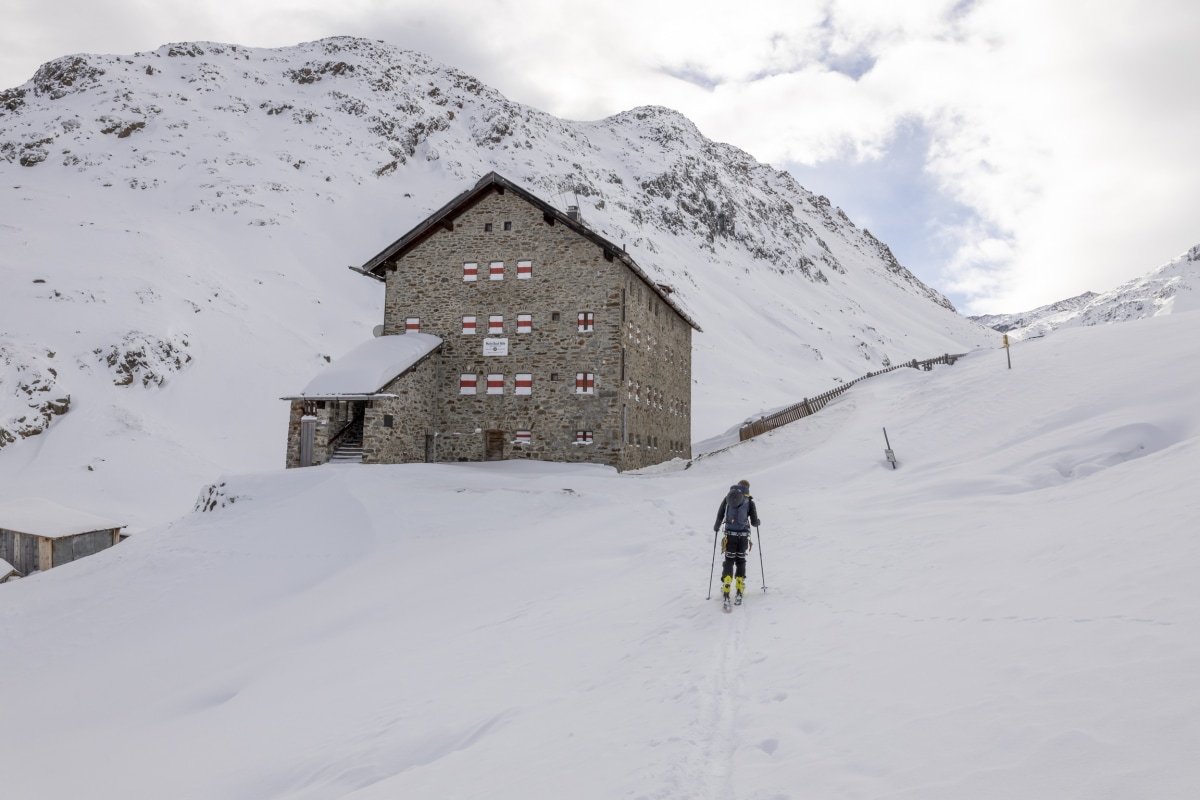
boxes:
[883,427,897,469]
[1004,334,1012,369]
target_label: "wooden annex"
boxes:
[0,499,126,578]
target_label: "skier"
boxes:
[714,479,760,607]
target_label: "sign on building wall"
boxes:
[483,338,509,356]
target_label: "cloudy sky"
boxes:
[3,0,1198,314]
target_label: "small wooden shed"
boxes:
[0,499,125,576]
[1,558,18,583]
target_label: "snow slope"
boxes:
[1,37,993,530]
[3,307,1198,799]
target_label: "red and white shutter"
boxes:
[517,259,532,279]
[463,262,478,282]
[486,374,504,395]
[578,312,594,332]
[488,315,504,334]
[575,372,595,394]
[517,314,532,333]
[405,317,420,332]
[462,316,476,335]
[489,261,504,281]
[459,374,477,395]
[515,373,532,395]
[575,430,593,445]
[515,430,532,445]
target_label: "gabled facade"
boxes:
[286,172,700,471]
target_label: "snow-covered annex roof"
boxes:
[0,499,125,539]
[284,333,443,399]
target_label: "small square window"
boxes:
[485,223,493,232]
[504,221,513,231]
[551,312,561,322]
[383,414,394,428]
[550,373,561,382]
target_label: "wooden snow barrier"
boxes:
[737,353,966,442]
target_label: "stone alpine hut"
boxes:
[284,172,701,471]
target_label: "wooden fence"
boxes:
[738,353,966,442]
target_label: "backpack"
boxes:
[723,485,751,533]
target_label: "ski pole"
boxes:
[706,528,720,599]
[755,525,767,592]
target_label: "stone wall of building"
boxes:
[362,352,440,464]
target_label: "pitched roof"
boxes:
[356,172,702,332]
[283,333,443,399]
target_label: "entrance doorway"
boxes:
[485,430,505,461]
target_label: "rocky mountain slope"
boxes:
[0,36,993,526]
[971,245,1200,340]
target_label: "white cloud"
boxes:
[2,0,1197,314]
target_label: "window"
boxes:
[575,430,594,445]
[463,262,478,282]
[489,261,504,281]
[405,317,420,332]
[517,314,532,334]
[514,430,531,445]
[576,373,595,394]
[486,374,504,395]
[488,315,504,334]
[484,223,493,232]
[578,312,594,332]
[462,316,477,335]
[517,259,532,279]
[504,221,513,231]
[383,415,394,428]
[515,373,532,395]
[550,373,561,382]
[460,374,477,395]
[551,312,561,322]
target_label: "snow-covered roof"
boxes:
[1,558,17,577]
[287,333,443,399]
[0,498,125,538]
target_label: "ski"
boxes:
[734,594,743,606]
[722,596,732,613]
